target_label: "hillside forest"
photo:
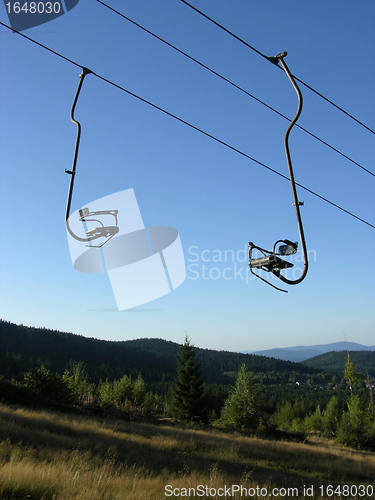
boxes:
[1,319,374,450]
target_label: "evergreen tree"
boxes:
[344,355,363,395]
[172,336,205,422]
[322,396,340,437]
[336,394,370,448]
[221,364,260,431]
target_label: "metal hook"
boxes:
[65,69,119,245]
[275,52,308,286]
[248,52,308,291]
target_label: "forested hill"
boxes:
[1,320,330,387]
[302,350,375,377]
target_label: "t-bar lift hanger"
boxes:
[65,68,119,248]
[248,52,308,292]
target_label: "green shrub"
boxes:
[304,405,323,434]
[21,365,73,405]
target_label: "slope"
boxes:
[302,350,375,377]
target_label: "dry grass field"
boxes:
[0,403,374,499]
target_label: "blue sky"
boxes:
[1,0,374,352]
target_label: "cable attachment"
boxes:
[248,53,308,292]
[80,67,93,77]
[268,51,287,65]
[276,51,288,60]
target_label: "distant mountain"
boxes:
[246,342,375,363]
[302,351,375,377]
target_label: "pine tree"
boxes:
[221,364,260,431]
[344,355,363,395]
[336,394,370,448]
[172,336,205,422]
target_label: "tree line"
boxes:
[1,321,374,450]
[0,319,344,389]
[1,335,374,451]
[172,337,375,450]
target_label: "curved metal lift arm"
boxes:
[248,52,308,292]
[275,52,308,286]
[65,69,118,247]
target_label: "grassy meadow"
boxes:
[0,402,374,499]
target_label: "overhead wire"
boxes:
[1,20,374,230]
[96,0,375,179]
[180,0,375,137]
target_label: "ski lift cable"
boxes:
[96,0,375,179]
[1,21,374,231]
[180,0,375,137]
